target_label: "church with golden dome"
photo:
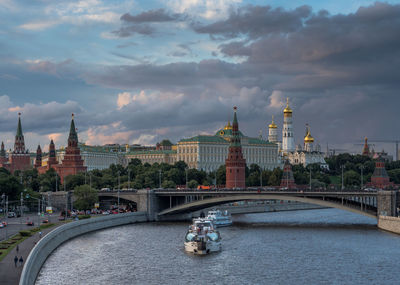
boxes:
[268,98,328,169]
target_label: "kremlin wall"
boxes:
[0,100,395,189]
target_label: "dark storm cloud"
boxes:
[112,24,155,37]
[194,5,311,39]
[113,9,186,38]
[120,9,185,23]
[202,2,400,92]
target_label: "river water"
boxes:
[36,209,400,285]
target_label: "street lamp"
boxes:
[341,165,345,191]
[360,165,364,190]
[309,167,312,191]
[128,169,131,190]
[260,170,262,187]
[185,167,188,188]
[159,169,162,189]
[117,171,120,210]
[55,172,58,192]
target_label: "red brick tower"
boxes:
[9,113,31,172]
[370,156,393,188]
[34,145,42,168]
[280,160,296,189]
[0,141,7,165]
[56,114,87,184]
[225,107,246,189]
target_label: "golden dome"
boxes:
[224,121,232,130]
[304,128,314,143]
[283,98,292,114]
[268,115,277,129]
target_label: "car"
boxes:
[26,221,34,226]
[42,219,49,224]
[0,224,4,228]
[2,221,7,226]
[7,212,16,218]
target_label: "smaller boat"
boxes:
[206,210,233,227]
[184,218,221,255]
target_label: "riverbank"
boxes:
[0,222,62,285]
[20,212,147,285]
[378,215,400,234]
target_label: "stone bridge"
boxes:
[94,188,399,221]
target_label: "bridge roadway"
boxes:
[91,188,399,220]
[154,189,379,218]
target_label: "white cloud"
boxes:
[19,20,59,31]
[117,92,132,109]
[267,90,285,113]
[166,0,242,20]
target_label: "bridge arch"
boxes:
[157,194,377,219]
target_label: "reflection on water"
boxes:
[36,209,400,285]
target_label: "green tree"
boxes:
[162,180,176,189]
[188,179,198,189]
[344,170,360,186]
[268,167,282,186]
[73,185,98,210]
[216,165,226,185]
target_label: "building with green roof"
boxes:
[177,121,280,171]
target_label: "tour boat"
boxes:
[206,210,233,227]
[184,218,222,255]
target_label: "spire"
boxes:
[230,106,241,147]
[16,113,23,137]
[0,141,5,157]
[362,137,370,156]
[68,113,78,147]
[269,115,277,129]
[35,144,42,168]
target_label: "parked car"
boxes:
[7,212,16,218]
[42,219,49,224]
[26,221,34,226]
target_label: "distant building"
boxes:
[125,149,177,165]
[368,156,394,189]
[275,100,327,169]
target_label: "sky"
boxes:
[1,0,400,155]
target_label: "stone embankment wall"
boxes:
[378,215,400,235]
[20,212,148,285]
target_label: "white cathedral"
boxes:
[268,98,328,169]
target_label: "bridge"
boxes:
[95,188,400,221]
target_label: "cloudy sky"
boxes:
[1,0,400,154]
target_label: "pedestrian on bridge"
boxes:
[14,256,18,267]
[16,244,19,253]
[19,256,23,267]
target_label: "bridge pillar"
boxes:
[136,190,159,221]
[377,191,397,216]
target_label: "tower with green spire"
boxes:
[9,113,31,172]
[14,113,26,153]
[0,141,7,164]
[35,145,42,168]
[56,114,87,184]
[225,107,246,189]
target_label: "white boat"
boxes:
[206,210,233,227]
[184,218,222,255]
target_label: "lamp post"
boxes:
[185,168,188,188]
[260,170,262,187]
[128,169,131,190]
[309,167,312,191]
[55,172,58,192]
[159,169,162,189]
[117,171,120,210]
[360,165,364,190]
[341,165,345,191]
